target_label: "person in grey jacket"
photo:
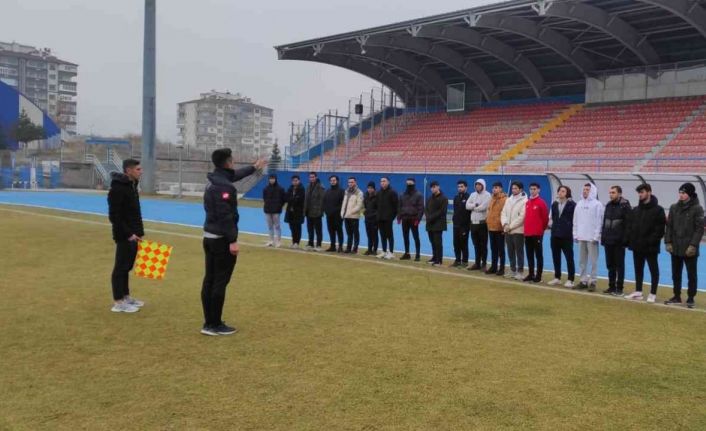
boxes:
[664,182,704,308]
[304,172,325,251]
[398,178,424,261]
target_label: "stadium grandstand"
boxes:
[275,0,706,176]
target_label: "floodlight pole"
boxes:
[141,0,157,193]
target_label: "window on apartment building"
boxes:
[49,85,56,91]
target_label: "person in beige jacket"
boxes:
[501,181,528,280]
[341,177,365,254]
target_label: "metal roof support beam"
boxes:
[414,25,545,97]
[469,13,595,76]
[636,0,706,39]
[537,1,660,65]
[278,49,415,105]
[365,33,496,100]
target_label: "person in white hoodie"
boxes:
[501,181,528,280]
[466,179,492,270]
[572,183,605,291]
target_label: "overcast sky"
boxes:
[3,0,496,148]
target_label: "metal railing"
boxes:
[85,154,110,183]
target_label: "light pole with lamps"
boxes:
[175,142,184,199]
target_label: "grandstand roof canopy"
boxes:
[275,0,706,104]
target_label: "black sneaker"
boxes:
[588,283,597,292]
[343,249,352,254]
[485,267,497,275]
[400,253,411,261]
[325,247,336,252]
[468,264,481,271]
[522,274,534,283]
[573,282,588,290]
[450,261,462,268]
[200,325,219,336]
[214,322,237,335]
[664,296,682,305]
[495,270,505,277]
[603,287,616,295]
[686,298,695,309]
[364,250,373,256]
[612,289,624,297]
[532,276,542,284]
[414,255,420,262]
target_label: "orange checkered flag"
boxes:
[134,240,173,281]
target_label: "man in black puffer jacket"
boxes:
[262,174,287,248]
[376,176,399,259]
[284,175,306,249]
[201,148,266,336]
[425,181,448,266]
[664,183,704,308]
[397,178,424,261]
[107,159,145,313]
[625,184,666,303]
[323,175,345,252]
[363,181,379,256]
[601,185,631,295]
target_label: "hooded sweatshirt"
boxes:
[572,183,604,242]
[466,179,492,224]
[501,191,528,235]
[107,171,144,242]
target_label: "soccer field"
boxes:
[1,204,705,430]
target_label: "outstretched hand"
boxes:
[253,159,268,170]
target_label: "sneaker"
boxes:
[485,267,497,275]
[547,278,561,286]
[522,274,534,283]
[111,302,139,313]
[687,298,695,309]
[376,252,386,259]
[664,296,682,305]
[603,287,616,295]
[265,241,273,247]
[414,256,420,262]
[431,262,441,267]
[337,247,344,253]
[325,246,336,252]
[274,241,282,248]
[290,243,298,249]
[200,325,219,336]
[533,276,542,284]
[343,249,352,254]
[313,247,321,252]
[647,294,657,303]
[450,260,462,268]
[124,297,144,307]
[505,271,516,279]
[364,250,373,256]
[468,264,481,271]
[625,291,644,301]
[575,282,589,290]
[305,245,314,251]
[495,270,505,277]
[352,248,358,254]
[384,252,394,260]
[400,254,411,261]
[564,280,575,289]
[214,322,237,335]
[514,273,525,281]
[588,283,597,293]
[613,290,624,297]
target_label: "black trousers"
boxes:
[470,223,488,266]
[633,252,659,295]
[365,219,378,253]
[551,237,575,281]
[604,244,626,290]
[402,219,421,256]
[289,222,302,245]
[344,218,360,251]
[525,235,544,278]
[306,216,323,247]
[672,254,698,300]
[453,226,470,263]
[202,237,237,327]
[489,231,506,270]
[379,220,394,253]
[111,240,138,301]
[428,230,444,264]
[326,214,344,248]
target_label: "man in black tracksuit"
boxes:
[284,175,306,248]
[107,159,145,313]
[323,175,345,252]
[201,148,265,336]
[452,180,471,267]
[665,182,704,308]
[363,181,379,256]
[601,185,631,295]
[304,172,326,250]
[425,181,448,266]
[625,184,666,303]
[376,177,399,259]
[397,178,424,261]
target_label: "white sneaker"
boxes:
[514,272,525,281]
[265,241,273,247]
[124,296,144,307]
[547,278,561,286]
[625,291,644,301]
[305,245,314,251]
[274,241,281,248]
[384,252,394,260]
[111,302,139,313]
[313,247,321,252]
[376,252,386,259]
[564,280,575,289]
[647,294,657,303]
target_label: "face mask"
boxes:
[406,184,415,191]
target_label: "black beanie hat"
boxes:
[680,182,697,199]
[367,181,375,189]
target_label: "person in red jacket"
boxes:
[523,183,549,283]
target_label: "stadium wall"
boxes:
[0,80,61,150]
[244,170,553,204]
